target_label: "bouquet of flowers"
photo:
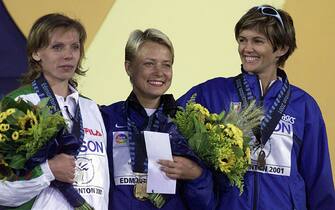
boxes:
[0,96,66,180]
[174,95,263,193]
[0,96,93,210]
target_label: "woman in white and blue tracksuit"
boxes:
[178,5,335,210]
[101,29,215,210]
[0,14,109,210]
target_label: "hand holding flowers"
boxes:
[0,96,93,210]
[0,96,66,180]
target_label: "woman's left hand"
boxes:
[158,156,202,180]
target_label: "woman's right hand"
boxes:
[48,153,76,183]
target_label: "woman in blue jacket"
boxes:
[101,28,215,210]
[178,5,335,210]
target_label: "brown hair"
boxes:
[22,13,87,87]
[235,5,297,67]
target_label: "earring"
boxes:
[32,54,41,62]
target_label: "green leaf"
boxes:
[9,154,26,169]
[232,146,244,158]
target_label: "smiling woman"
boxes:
[100,28,215,210]
[178,4,335,210]
[125,40,173,109]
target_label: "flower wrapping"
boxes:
[173,94,263,193]
[0,96,66,180]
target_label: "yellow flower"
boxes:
[216,147,236,173]
[11,131,19,141]
[205,123,213,130]
[6,108,15,116]
[218,153,236,173]
[230,136,242,149]
[245,147,251,164]
[18,110,38,130]
[0,124,10,132]
[192,104,210,117]
[0,133,6,142]
[0,112,6,123]
[229,124,243,138]
[218,124,226,129]
[223,127,233,138]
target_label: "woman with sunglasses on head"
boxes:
[178,4,335,210]
[0,13,109,209]
[101,28,215,210]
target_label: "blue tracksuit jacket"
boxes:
[177,70,335,210]
[101,92,215,210]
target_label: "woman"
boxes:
[0,13,109,209]
[101,28,214,210]
[178,5,335,210]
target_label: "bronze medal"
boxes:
[257,150,266,170]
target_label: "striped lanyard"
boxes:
[32,74,84,153]
[234,69,291,147]
[123,100,163,173]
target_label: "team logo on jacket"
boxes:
[74,157,94,184]
[230,102,242,112]
[84,128,102,136]
[113,131,128,145]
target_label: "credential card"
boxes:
[143,131,176,194]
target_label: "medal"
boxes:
[257,149,266,170]
[134,182,149,201]
[133,173,148,201]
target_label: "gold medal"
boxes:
[132,172,166,208]
[133,173,148,201]
[134,182,149,201]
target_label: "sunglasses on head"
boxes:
[257,6,284,28]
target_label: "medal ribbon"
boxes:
[32,74,84,152]
[234,69,291,146]
[122,94,167,208]
[123,100,162,173]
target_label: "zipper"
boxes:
[253,77,262,210]
[252,172,259,210]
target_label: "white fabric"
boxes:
[0,162,54,206]
[248,116,294,176]
[259,76,282,96]
[55,88,78,131]
[112,131,135,186]
[144,108,156,116]
[0,90,109,209]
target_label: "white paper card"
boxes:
[143,131,176,194]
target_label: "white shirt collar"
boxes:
[145,108,156,116]
[259,76,282,96]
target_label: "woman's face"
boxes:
[237,29,286,77]
[33,27,81,85]
[126,41,173,106]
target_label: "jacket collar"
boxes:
[126,92,178,117]
[241,66,287,100]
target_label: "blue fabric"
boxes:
[100,93,215,210]
[23,132,86,207]
[0,2,27,99]
[177,70,335,210]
